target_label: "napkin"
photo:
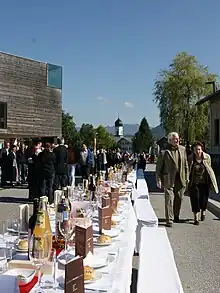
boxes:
[83,251,94,266]
[0,275,19,293]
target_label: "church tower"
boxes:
[115,116,123,137]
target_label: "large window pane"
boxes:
[214,119,220,146]
[47,63,62,90]
[0,102,7,129]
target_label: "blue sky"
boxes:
[1,1,220,127]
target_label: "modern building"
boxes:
[196,90,220,174]
[0,52,62,139]
[114,117,133,153]
[196,90,220,154]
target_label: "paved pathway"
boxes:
[146,164,220,293]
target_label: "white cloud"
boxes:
[96,96,108,104]
[124,101,134,108]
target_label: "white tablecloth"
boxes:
[137,227,184,293]
[30,194,137,293]
[136,178,148,198]
[134,198,158,252]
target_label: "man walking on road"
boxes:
[156,132,189,227]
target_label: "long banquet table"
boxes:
[28,193,138,293]
[136,169,148,199]
[137,227,184,293]
[134,198,158,252]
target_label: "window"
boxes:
[47,63,62,90]
[214,119,219,146]
[0,102,7,129]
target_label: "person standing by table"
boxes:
[156,132,189,227]
[188,141,218,225]
[53,138,68,190]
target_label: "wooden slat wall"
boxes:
[0,52,62,138]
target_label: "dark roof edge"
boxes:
[196,90,220,106]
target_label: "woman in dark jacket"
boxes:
[188,141,218,225]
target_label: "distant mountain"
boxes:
[77,123,165,140]
[151,124,165,139]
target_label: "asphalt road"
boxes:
[146,164,220,293]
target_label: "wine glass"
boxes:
[59,219,75,254]
[29,234,50,292]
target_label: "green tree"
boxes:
[154,52,217,143]
[79,123,95,148]
[62,111,78,144]
[133,117,153,153]
[95,125,117,149]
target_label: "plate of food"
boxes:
[111,219,118,228]
[16,238,29,253]
[94,234,112,246]
[84,266,102,284]
[57,266,102,287]
[4,268,36,286]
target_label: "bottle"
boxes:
[89,175,96,201]
[32,196,53,250]
[28,198,39,236]
[28,198,39,259]
[56,195,70,238]
[62,187,71,211]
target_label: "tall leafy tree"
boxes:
[154,52,217,143]
[133,117,153,153]
[62,111,78,144]
[79,123,95,148]
[95,125,117,149]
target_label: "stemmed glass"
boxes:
[59,219,75,254]
[29,234,50,292]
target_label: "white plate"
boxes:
[103,229,120,238]
[112,215,122,222]
[7,228,28,235]
[92,254,115,269]
[58,271,102,287]
[4,268,35,286]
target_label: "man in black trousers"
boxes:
[53,138,68,190]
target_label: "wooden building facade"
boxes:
[0,52,62,139]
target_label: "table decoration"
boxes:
[75,218,93,258]
[98,207,112,233]
[65,255,84,293]
[102,196,110,208]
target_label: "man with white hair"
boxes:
[156,132,189,227]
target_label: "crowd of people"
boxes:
[156,132,218,226]
[0,138,137,204]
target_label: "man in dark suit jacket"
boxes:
[38,143,56,204]
[53,138,68,190]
